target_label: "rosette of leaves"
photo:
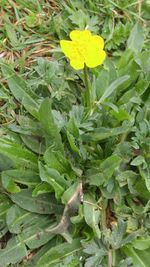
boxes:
[0,13,150,267]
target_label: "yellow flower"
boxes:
[60,30,106,70]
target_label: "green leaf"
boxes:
[0,236,27,267]
[97,75,129,103]
[67,131,81,155]
[69,10,98,31]
[100,155,122,182]
[23,239,57,267]
[20,216,55,249]
[4,15,19,47]
[122,246,150,267]
[25,12,38,28]
[139,167,150,192]
[83,240,106,267]
[109,219,127,249]
[83,194,101,238]
[0,137,38,170]
[116,170,137,187]
[38,98,63,151]
[1,175,20,193]
[118,59,139,92]
[111,109,130,122]
[0,63,39,118]
[67,115,79,138]
[131,156,145,166]
[134,179,150,200]
[21,134,45,155]
[10,189,63,214]
[32,183,53,197]
[82,125,132,142]
[36,238,81,267]
[135,79,150,96]
[127,22,144,54]
[44,147,73,176]
[133,236,150,251]
[6,205,34,234]
[0,195,12,219]
[6,205,55,248]
[136,51,150,77]
[39,162,67,199]
[0,217,55,266]
[61,182,79,204]
[0,153,13,171]
[54,254,80,267]
[96,69,109,99]
[85,169,104,186]
[1,169,40,192]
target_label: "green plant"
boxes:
[0,1,150,266]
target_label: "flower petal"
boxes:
[70,30,91,41]
[60,40,75,57]
[92,35,105,50]
[70,59,84,70]
[60,30,106,70]
[85,50,106,68]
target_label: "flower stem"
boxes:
[83,64,91,110]
[108,249,113,267]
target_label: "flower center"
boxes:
[74,40,87,60]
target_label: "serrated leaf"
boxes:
[109,219,127,248]
[83,240,106,267]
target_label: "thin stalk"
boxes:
[108,249,113,267]
[83,64,91,110]
[101,197,107,233]
[101,198,113,267]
